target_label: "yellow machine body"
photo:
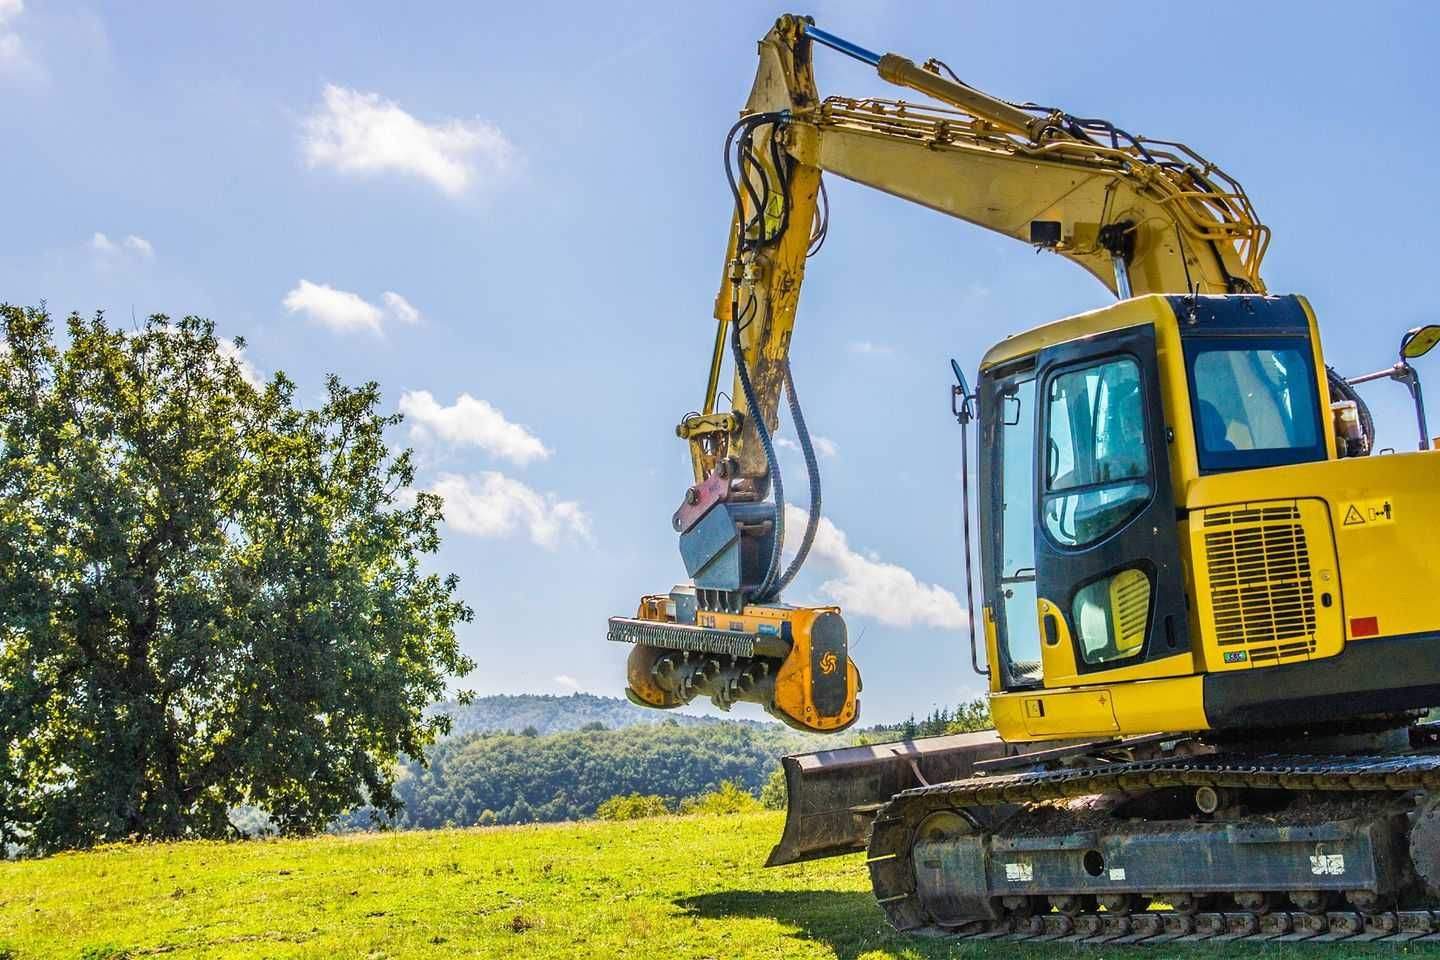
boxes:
[978,294,1440,741]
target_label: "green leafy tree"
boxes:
[594,793,670,821]
[759,766,787,810]
[0,307,474,853]
[943,698,993,734]
[679,780,760,816]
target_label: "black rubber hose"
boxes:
[730,301,784,601]
[723,113,786,253]
[770,361,820,598]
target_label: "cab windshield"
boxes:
[1184,336,1325,472]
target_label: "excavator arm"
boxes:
[687,15,1269,487]
[608,15,1270,735]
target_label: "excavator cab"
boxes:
[977,293,1336,740]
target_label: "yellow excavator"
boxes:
[606,14,1440,941]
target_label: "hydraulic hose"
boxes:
[730,301,785,601]
[723,111,790,254]
[723,110,799,602]
[770,361,820,597]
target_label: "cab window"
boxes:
[1042,357,1151,548]
[1184,337,1325,472]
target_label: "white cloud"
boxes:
[301,84,514,195]
[90,231,154,260]
[785,505,966,630]
[431,472,589,548]
[282,279,383,335]
[282,280,421,336]
[775,435,838,458]
[382,291,420,325]
[849,340,894,356]
[554,675,580,691]
[217,338,264,389]
[123,234,153,258]
[0,0,33,79]
[399,390,549,466]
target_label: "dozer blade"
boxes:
[766,730,1018,866]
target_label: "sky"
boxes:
[3,1,1439,724]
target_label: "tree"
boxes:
[0,307,474,853]
[759,766,787,810]
[679,780,760,815]
[944,698,993,734]
[594,793,670,821]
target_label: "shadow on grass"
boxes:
[675,889,958,960]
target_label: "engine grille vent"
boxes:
[1203,504,1317,659]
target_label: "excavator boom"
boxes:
[688,14,1269,486]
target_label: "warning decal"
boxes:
[1341,498,1394,528]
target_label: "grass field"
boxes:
[3,811,1440,959]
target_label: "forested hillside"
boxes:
[383,721,831,827]
[315,694,995,832]
[429,692,724,737]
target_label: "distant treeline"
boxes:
[428,693,727,739]
[367,721,829,828]
[322,696,996,831]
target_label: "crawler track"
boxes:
[867,752,1440,943]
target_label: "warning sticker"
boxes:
[1341,498,1394,528]
[1005,862,1033,882]
[1109,867,1127,881]
[1310,853,1345,876]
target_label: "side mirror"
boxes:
[1402,324,1440,361]
[950,358,975,423]
[950,358,971,398]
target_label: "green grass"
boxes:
[1,811,1438,959]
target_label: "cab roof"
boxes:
[979,294,1173,371]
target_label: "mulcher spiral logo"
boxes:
[819,651,838,674]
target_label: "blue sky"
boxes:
[3,1,1438,724]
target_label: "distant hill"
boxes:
[385,721,831,828]
[429,692,758,738]
[352,693,993,831]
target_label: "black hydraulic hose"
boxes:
[722,111,797,602]
[730,300,784,601]
[770,361,820,597]
[739,138,767,242]
[766,121,793,240]
[723,112,789,252]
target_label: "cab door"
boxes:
[977,361,1044,692]
[1031,325,1190,685]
